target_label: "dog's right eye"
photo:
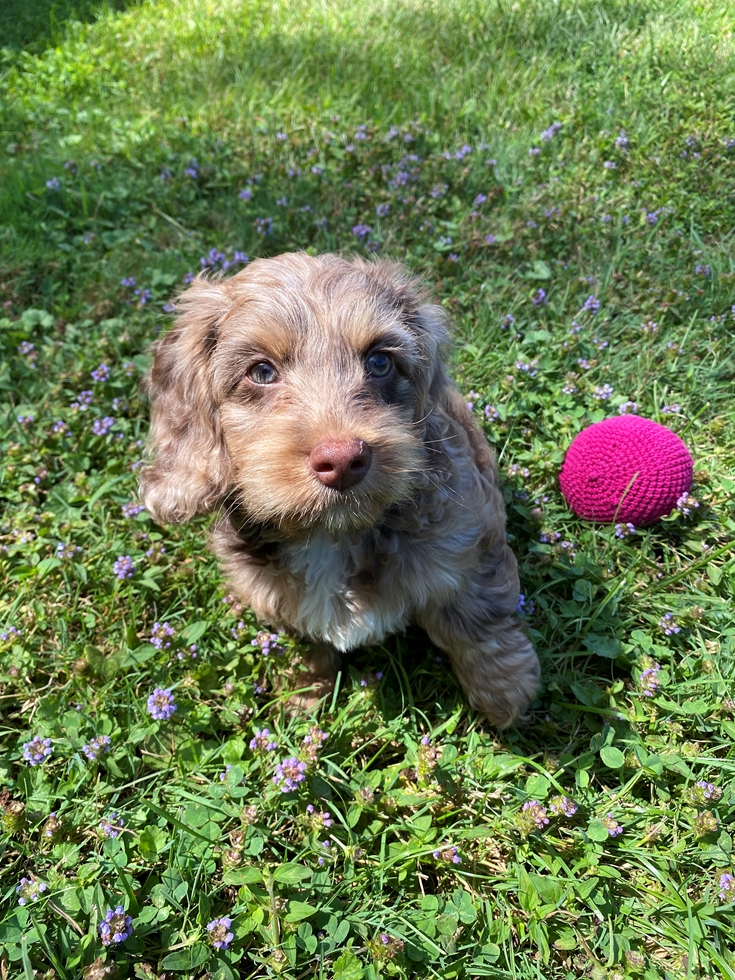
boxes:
[248,362,279,385]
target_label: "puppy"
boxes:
[140,252,539,727]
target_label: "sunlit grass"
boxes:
[0,1,734,977]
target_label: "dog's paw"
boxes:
[451,625,540,729]
[282,674,337,715]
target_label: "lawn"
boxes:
[1,0,734,977]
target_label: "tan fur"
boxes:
[140,252,540,727]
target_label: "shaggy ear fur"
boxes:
[139,276,234,524]
[353,258,452,403]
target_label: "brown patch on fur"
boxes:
[140,252,539,727]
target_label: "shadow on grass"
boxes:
[0,0,137,54]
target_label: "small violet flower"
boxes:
[17,877,47,905]
[23,735,53,766]
[719,873,735,903]
[206,916,234,950]
[150,621,175,650]
[658,612,681,636]
[273,757,307,792]
[249,728,278,752]
[98,813,124,839]
[99,906,133,946]
[113,555,136,580]
[601,814,624,837]
[147,688,177,721]
[83,734,111,761]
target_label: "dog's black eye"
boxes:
[248,362,279,385]
[365,351,393,378]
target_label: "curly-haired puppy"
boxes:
[140,252,539,727]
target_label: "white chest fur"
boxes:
[282,533,411,651]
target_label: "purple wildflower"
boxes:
[147,687,177,721]
[582,295,600,313]
[251,630,280,654]
[120,277,136,288]
[433,846,461,864]
[691,780,721,805]
[676,493,699,515]
[532,288,547,306]
[376,203,390,217]
[82,734,111,761]
[615,523,636,538]
[98,813,124,839]
[516,358,539,377]
[601,814,623,837]
[273,757,307,792]
[122,502,145,518]
[92,417,115,436]
[719,873,735,902]
[301,725,328,763]
[592,384,614,400]
[352,223,371,239]
[90,363,110,382]
[305,804,332,829]
[16,877,47,905]
[99,906,133,946]
[249,728,277,752]
[658,612,681,636]
[23,736,53,766]
[541,122,562,142]
[56,542,82,560]
[522,800,550,829]
[149,621,175,650]
[207,916,234,950]
[639,664,661,697]
[516,594,535,616]
[113,555,136,579]
[549,795,578,818]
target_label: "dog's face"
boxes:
[141,253,450,534]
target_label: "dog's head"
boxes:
[139,252,451,534]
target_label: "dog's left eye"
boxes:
[365,351,393,378]
[248,362,279,385]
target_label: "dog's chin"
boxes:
[236,477,416,538]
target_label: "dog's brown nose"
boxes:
[309,438,372,491]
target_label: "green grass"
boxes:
[1,1,735,977]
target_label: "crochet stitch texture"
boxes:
[559,416,693,524]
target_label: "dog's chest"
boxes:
[282,533,409,651]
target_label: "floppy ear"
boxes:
[353,257,452,403]
[139,276,234,524]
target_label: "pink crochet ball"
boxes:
[559,416,693,525]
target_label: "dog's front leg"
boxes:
[283,640,342,713]
[416,547,540,728]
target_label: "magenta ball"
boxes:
[559,416,693,525]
